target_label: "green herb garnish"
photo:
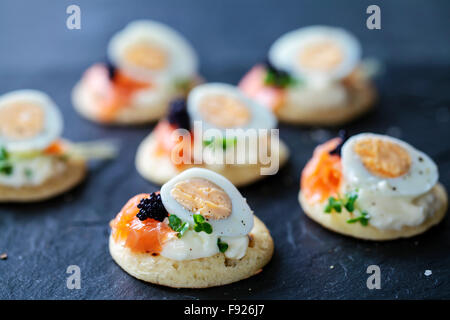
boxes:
[347,211,370,226]
[0,163,13,175]
[174,78,192,94]
[222,137,237,150]
[168,215,189,238]
[344,191,358,212]
[324,190,370,227]
[0,147,8,161]
[324,196,343,213]
[177,222,190,238]
[264,69,299,88]
[203,138,214,148]
[0,147,13,176]
[193,214,213,234]
[203,137,237,150]
[217,238,229,253]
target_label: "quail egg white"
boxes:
[160,168,254,237]
[187,83,276,131]
[268,25,361,83]
[0,90,63,152]
[108,20,198,84]
[341,133,438,197]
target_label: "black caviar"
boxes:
[105,61,116,80]
[329,130,349,156]
[136,192,169,222]
[264,59,283,74]
[168,98,191,131]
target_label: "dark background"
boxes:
[0,0,449,299]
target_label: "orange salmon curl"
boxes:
[301,138,343,203]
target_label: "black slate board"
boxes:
[0,0,449,299]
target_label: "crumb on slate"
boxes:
[424,270,432,276]
[0,253,7,260]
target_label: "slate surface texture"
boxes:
[0,0,449,299]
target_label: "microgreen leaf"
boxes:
[193,214,205,224]
[203,137,215,147]
[174,78,192,93]
[222,137,237,150]
[168,215,182,231]
[0,147,8,161]
[217,238,228,253]
[193,214,213,234]
[0,162,13,175]
[177,222,189,238]
[347,211,370,226]
[324,196,343,213]
[344,191,358,212]
[203,137,237,150]
[168,215,190,238]
[0,147,13,175]
[202,222,213,234]
[193,224,203,233]
[324,190,369,227]
[264,69,299,88]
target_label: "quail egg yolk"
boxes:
[0,102,45,140]
[170,178,232,220]
[123,42,168,71]
[298,40,343,72]
[198,94,251,128]
[354,138,412,178]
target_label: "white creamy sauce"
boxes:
[161,230,249,261]
[342,185,437,230]
[131,83,174,109]
[0,156,63,188]
[220,235,249,260]
[286,81,348,109]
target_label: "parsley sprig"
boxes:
[193,214,213,234]
[203,137,237,150]
[324,190,370,226]
[0,147,13,175]
[168,215,189,238]
[217,238,228,253]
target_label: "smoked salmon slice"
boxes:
[239,65,285,112]
[84,64,152,121]
[110,194,175,254]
